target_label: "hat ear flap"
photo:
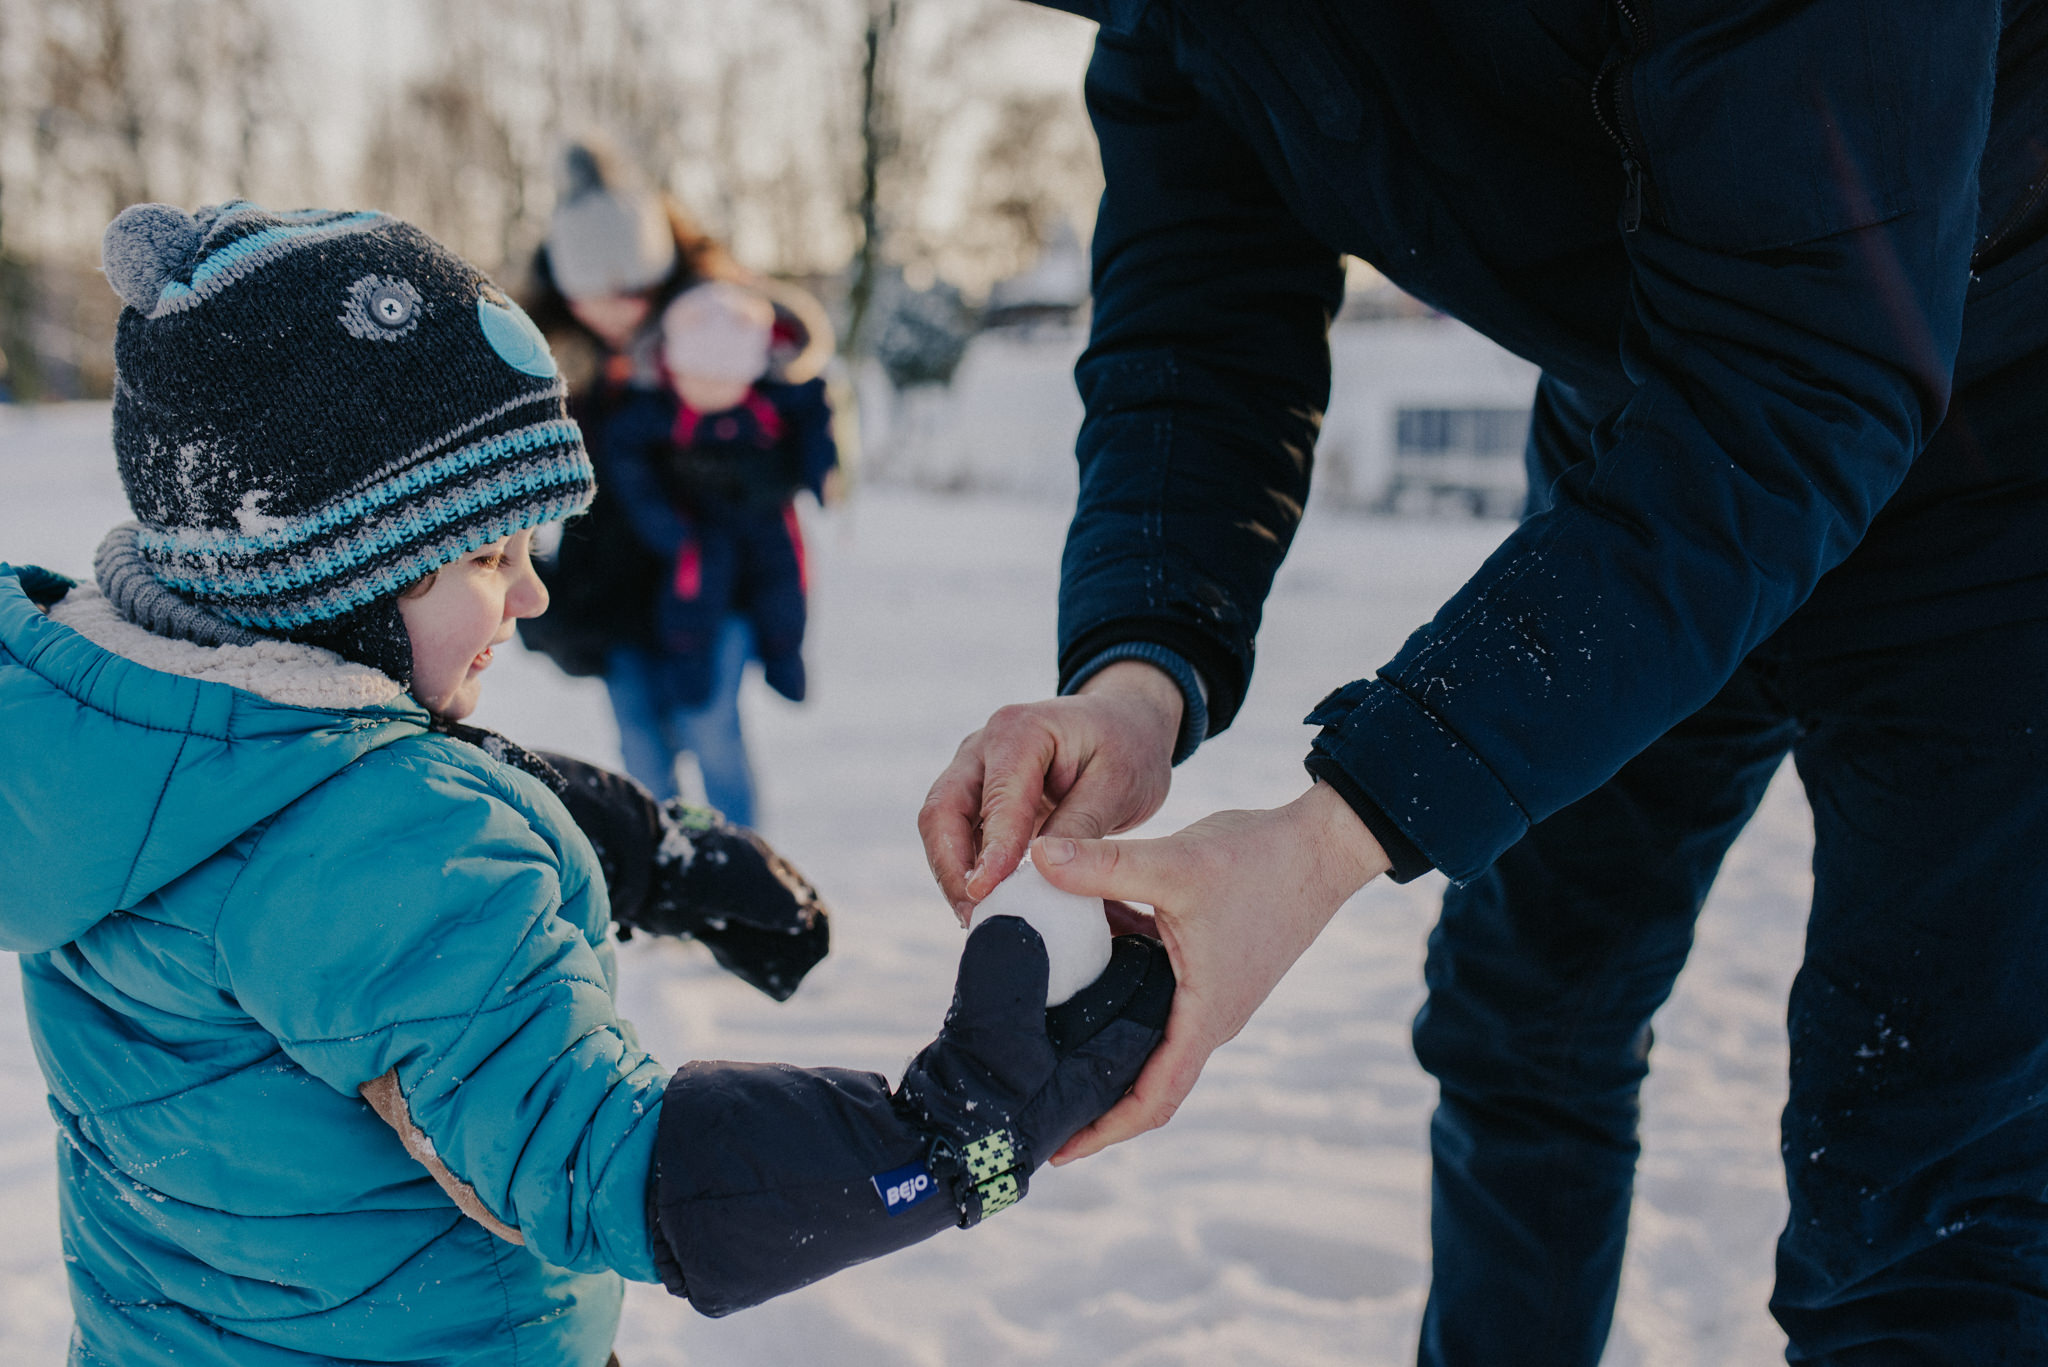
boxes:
[102,204,203,312]
[289,596,416,688]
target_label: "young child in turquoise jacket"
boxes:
[0,202,1170,1366]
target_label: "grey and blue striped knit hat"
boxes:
[100,201,594,675]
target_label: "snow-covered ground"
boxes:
[0,401,1806,1365]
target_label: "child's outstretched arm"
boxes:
[217,740,1168,1311]
[527,752,1176,1308]
[540,750,830,1001]
[649,911,1173,1315]
[769,376,838,502]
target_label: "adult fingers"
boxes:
[1031,833,1183,909]
[1036,747,1148,843]
[1038,799,1113,842]
[1048,1011,1211,1164]
[917,742,988,922]
[962,708,1061,902]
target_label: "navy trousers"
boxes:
[1412,610,2048,1364]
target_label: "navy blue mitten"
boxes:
[651,917,1174,1315]
[540,751,828,1000]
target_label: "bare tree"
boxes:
[0,0,34,397]
[33,0,154,221]
[0,0,308,395]
[359,66,526,270]
[942,87,1101,292]
[846,2,1101,299]
[843,0,900,354]
[161,0,287,203]
[0,0,1099,396]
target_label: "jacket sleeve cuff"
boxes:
[1302,678,1531,884]
[1302,753,1434,884]
[1062,642,1211,766]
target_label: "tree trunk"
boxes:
[844,0,898,359]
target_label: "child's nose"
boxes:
[509,562,550,619]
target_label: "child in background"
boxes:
[600,280,837,826]
[514,137,840,826]
[0,200,1170,1367]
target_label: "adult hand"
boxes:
[1033,780,1391,1164]
[919,661,1183,923]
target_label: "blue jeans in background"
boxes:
[603,617,757,827]
[1412,614,2048,1366]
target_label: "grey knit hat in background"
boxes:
[99,200,595,682]
[546,138,678,301]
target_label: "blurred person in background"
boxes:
[600,281,838,799]
[521,138,834,826]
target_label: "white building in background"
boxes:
[856,328,1090,499]
[1320,312,1541,517]
[857,255,1541,517]
[979,222,1090,334]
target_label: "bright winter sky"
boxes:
[276,0,1100,245]
[284,0,428,180]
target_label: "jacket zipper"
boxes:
[1592,0,1650,232]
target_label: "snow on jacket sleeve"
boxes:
[1309,0,1998,880]
[213,738,667,1282]
[1070,1,1998,880]
[1055,16,1347,735]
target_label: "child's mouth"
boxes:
[472,646,494,672]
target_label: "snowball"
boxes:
[969,858,1113,1006]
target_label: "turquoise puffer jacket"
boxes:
[0,565,669,1366]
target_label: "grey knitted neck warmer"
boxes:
[96,523,264,649]
[94,523,562,777]
[96,522,417,684]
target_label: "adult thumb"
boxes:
[1032,834,1174,907]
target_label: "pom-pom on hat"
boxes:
[100,201,595,673]
[546,138,678,301]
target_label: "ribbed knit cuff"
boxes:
[1063,642,1211,766]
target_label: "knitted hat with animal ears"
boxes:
[101,200,594,683]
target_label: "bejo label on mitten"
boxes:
[872,1161,937,1215]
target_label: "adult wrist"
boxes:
[1302,752,1434,884]
[1293,779,1392,901]
[1074,659,1184,768]
[1302,677,1523,883]
[1065,644,1210,764]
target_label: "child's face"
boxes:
[398,529,549,721]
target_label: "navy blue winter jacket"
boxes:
[1042,0,2047,882]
